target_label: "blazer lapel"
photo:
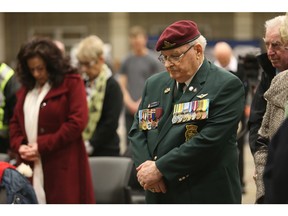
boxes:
[179,59,210,103]
[153,59,210,151]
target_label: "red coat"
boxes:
[9,73,95,204]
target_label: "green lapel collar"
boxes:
[154,59,210,151]
[178,58,209,103]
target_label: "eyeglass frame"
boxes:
[263,38,288,51]
[158,43,196,65]
[77,60,97,68]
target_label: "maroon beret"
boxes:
[155,20,201,51]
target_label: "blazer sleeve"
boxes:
[128,80,152,167]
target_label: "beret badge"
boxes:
[162,41,176,49]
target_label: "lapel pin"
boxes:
[189,86,194,91]
[193,88,197,93]
[164,88,171,94]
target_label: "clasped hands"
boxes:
[19,142,40,161]
[136,160,167,193]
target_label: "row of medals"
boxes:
[172,99,209,124]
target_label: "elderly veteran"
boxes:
[128,20,245,204]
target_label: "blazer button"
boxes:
[153,156,157,161]
[40,128,45,133]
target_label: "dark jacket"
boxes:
[248,53,275,155]
[89,76,123,156]
[263,118,288,203]
[129,59,245,204]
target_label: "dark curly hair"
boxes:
[16,37,77,90]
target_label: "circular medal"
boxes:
[172,116,177,124]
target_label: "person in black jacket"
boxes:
[76,35,123,156]
[263,118,288,203]
[248,14,288,203]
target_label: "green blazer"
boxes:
[129,59,245,204]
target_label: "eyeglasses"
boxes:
[263,39,288,51]
[77,60,96,68]
[158,44,195,65]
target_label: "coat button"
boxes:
[40,128,45,133]
[153,156,157,160]
[41,102,47,108]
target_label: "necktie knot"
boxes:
[178,82,186,93]
[174,82,186,101]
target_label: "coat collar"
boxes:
[16,79,69,106]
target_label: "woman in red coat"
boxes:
[9,37,95,204]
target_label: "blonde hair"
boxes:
[76,35,104,61]
[129,25,147,38]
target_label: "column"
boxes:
[109,12,130,67]
[234,13,253,40]
[0,13,5,62]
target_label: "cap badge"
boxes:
[162,41,176,49]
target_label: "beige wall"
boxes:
[2,12,283,67]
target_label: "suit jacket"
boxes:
[9,73,95,204]
[129,59,245,204]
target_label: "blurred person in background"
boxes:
[0,63,20,155]
[119,25,163,144]
[53,40,66,56]
[119,25,163,194]
[213,41,249,194]
[248,13,288,204]
[9,37,95,204]
[76,35,123,157]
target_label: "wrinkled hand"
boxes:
[19,142,40,161]
[146,178,167,193]
[136,160,164,191]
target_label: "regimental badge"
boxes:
[196,93,208,99]
[164,88,171,94]
[185,124,198,141]
[162,40,176,49]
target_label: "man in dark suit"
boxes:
[128,20,245,204]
